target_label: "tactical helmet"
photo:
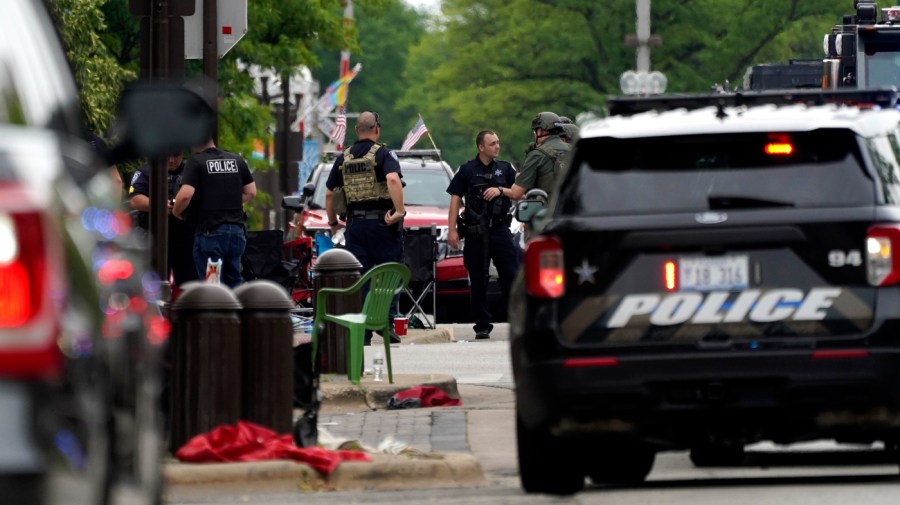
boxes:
[558,116,574,124]
[531,111,562,132]
[561,123,580,141]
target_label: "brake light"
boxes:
[563,357,619,368]
[764,142,793,155]
[524,236,565,298]
[812,349,870,360]
[0,212,44,327]
[866,224,900,286]
[664,260,677,291]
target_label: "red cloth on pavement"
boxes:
[387,385,462,409]
[175,421,370,475]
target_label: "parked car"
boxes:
[0,1,166,503]
[512,89,900,494]
[296,149,505,322]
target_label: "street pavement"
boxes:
[162,323,514,501]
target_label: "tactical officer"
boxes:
[325,111,405,344]
[173,138,257,288]
[325,111,406,271]
[447,130,520,339]
[509,111,570,201]
[558,116,579,143]
[129,152,199,287]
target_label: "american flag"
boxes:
[401,117,428,151]
[330,114,347,148]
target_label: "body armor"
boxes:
[341,143,390,204]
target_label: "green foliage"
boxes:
[46,0,134,134]
[400,0,850,168]
[312,0,427,147]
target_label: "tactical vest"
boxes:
[341,143,390,204]
[533,136,570,195]
[463,161,513,235]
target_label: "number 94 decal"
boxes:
[828,250,862,267]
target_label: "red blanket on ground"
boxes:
[175,421,370,475]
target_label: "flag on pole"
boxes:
[330,113,347,148]
[401,117,429,151]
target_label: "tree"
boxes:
[312,0,427,148]
[46,0,134,134]
[401,0,849,168]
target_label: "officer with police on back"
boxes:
[447,130,520,339]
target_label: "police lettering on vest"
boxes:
[341,143,390,204]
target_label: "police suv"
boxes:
[511,89,900,494]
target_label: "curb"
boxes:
[163,452,486,499]
[320,373,460,411]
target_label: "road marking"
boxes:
[456,374,504,384]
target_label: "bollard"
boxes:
[312,248,362,375]
[169,281,243,453]
[233,280,294,435]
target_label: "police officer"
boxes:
[325,111,406,272]
[325,111,405,344]
[509,111,570,201]
[129,152,199,287]
[447,130,519,339]
[173,138,257,288]
[558,116,579,143]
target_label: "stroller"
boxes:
[240,229,319,446]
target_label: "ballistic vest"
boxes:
[533,135,569,195]
[341,143,391,204]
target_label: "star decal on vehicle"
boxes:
[574,259,597,285]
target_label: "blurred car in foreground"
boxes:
[512,89,900,494]
[1,1,165,504]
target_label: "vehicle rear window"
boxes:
[559,129,872,215]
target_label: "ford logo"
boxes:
[695,212,728,224]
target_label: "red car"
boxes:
[296,150,474,322]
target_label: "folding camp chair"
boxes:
[401,225,438,329]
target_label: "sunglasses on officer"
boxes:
[364,111,380,128]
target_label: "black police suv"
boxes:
[511,89,900,494]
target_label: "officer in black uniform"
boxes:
[447,130,520,339]
[128,152,199,288]
[173,138,256,288]
[325,111,405,344]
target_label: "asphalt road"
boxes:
[165,323,900,505]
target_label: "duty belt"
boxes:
[348,209,386,220]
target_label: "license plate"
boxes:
[679,255,749,291]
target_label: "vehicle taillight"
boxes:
[664,260,677,291]
[524,236,565,299]
[0,212,44,327]
[866,224,900,286]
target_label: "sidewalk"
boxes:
[161,325,491,500]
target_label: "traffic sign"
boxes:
[184,0,247,59]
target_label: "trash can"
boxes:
[169,281,243,452]
[312,248,362,375]
[233,280,294,435]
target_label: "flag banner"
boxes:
[295,63,362,132]
[401,117,428,151]
[330,114,347,147]
[318,116,336,139]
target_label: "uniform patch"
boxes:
[130,171,141,185]
[206,159,238,173]
[389,150,398,162]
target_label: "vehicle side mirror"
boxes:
[515,188,549,223]
[282,195,303,211]
[301,182,316,197]
[515,199,545,224]
[106,82,215,164]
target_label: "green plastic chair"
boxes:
[311,262,411,385]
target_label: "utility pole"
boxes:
[130,0,192,303]
[203,0,218,143]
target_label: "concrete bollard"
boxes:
[169,281,243,453]
[233,280,294,435]
[311,248,362,375]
